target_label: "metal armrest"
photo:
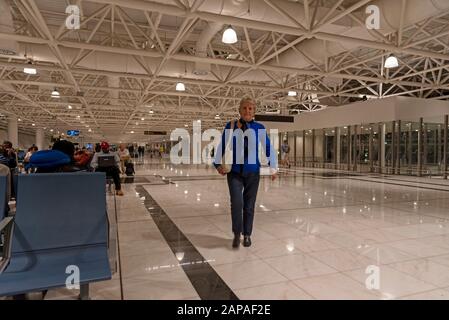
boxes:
[0,216,13,232]
[0,216,14,273]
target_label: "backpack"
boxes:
[125,161,135,176]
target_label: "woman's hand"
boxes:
[217,166,226,176]
[271,173,277,181]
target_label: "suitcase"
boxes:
[125,161,135,176]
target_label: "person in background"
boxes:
[2,141,17,199]
[128,144,135,158]
[91,141,124,196]
[74,148,93,170]
[118,143,130,175]
[280,139,291,169]
[24,145,38,173]
[2,141,17,171]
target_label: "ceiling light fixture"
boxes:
[384,55,399,69]
[149,110,154,114]
[288,91,297,97]
[176,82,186,91]
[51,88,60,98]
[222,26,238,44]
[23,61,37,75]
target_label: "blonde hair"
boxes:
[239,97,256,110]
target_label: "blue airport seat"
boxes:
[0,172,111,299]
[0,175,8,220]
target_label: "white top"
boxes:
[118,148,130,158]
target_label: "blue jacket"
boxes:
[214,119,277,174]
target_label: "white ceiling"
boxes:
[0,0,448,141]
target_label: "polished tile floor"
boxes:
[38,160,449,299]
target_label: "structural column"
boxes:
[408,123,413,173]
[369,127,373,172]
[293,132,297,166]
[335,127,341,168]
[36,128,45,151]
[444,115,448,179]
[380,123,386,174]
[418,118,423,177]
[302,130,306,167]
[7,115,18,148]
[347,126,352,171]
[397,120,401,174]
[392,121,396,174]
[353,125,358,171]
[312,129,316,165]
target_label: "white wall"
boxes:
[261,97,449,133]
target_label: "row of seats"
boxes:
[0,173,112,299]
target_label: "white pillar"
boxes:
[36,128,45,151]
[7,115,18,148]
[336,127,341,166]
[380,123,386,173]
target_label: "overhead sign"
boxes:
[144,131,167,135]
[255,115,294,123]
[67,130,80,136]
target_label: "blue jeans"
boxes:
[227,171,260,236]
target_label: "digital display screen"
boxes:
[67,130,80,136]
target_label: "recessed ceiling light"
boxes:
[141,117,145,121]
[68,105,72,109]
[288,91,297,97]
[130,131,134,134]
[32,123,35,126]
[149,110,154,114]
[50,129,53,132]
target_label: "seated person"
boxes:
[29,140,81,173]
[90,141,124,196]
[74,149,93,170]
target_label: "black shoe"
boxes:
[232,234,240,248]
[243,236,251,247]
